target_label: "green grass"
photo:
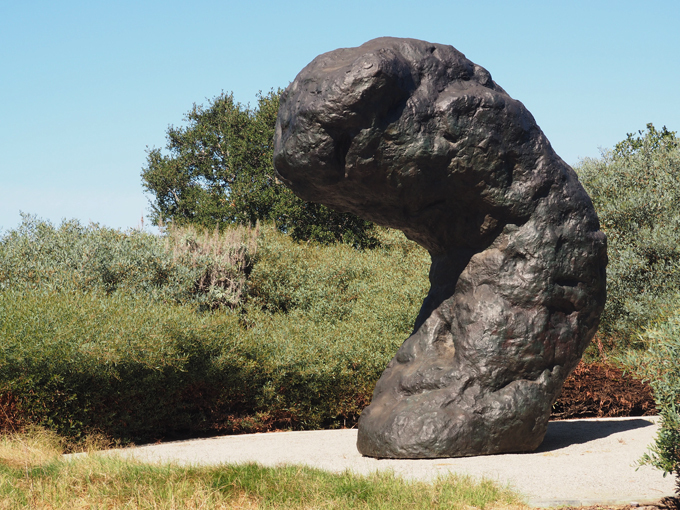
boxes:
[0,428,525,509]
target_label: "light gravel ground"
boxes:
[80,416,676,507]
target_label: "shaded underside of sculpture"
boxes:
[273,37,607,458]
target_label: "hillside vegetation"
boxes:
[576,124,680,353]
[0,217,429,444]
[1,123,679,482]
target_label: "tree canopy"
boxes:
[575,123,680,348]
[141,91,377,248]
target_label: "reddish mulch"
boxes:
[550,360,657,420]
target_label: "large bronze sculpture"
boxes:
[273,37,607,458]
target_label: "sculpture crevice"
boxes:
[273,37,606,458]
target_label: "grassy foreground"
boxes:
[0,429,524,510]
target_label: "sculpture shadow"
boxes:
[536,418,655,453]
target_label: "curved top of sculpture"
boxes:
[274,37,599,255]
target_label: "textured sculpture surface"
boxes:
[273,37,607,458]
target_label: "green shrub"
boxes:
[577,125,680,484]
[620,302,680,485]
[0,286,381,442]
[238,226,430,426]
[0,223,430,444]
[0,214,257,310]
[247,226,428,327]
[575,124,680,351]
[0,288,231,442]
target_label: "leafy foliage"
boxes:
[613,123,678,159]
[246,227,427,327]
[141,91,378,248]
[575,123,680,349]
[621,304,680,483]
[0,218,429,443]
[0,213,257,310]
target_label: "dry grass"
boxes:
[0,426,62,471]
[165,222,259,308]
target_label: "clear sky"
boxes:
[1,0,678,232]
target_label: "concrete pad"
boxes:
[80,416,677,507]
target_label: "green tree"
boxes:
[614,123,678,159]
[575,123,680,350]
[141,91,377,247]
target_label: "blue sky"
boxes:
[1,0,678,232]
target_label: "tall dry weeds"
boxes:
[164,223,259,309]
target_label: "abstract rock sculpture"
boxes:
[273,37,607,458]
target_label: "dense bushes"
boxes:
[0,218,429,444]
[575,124,680,350]
[247,227,427,328]
[0,214,257,310]
[0,287,382,442]
[622,304,680,482]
